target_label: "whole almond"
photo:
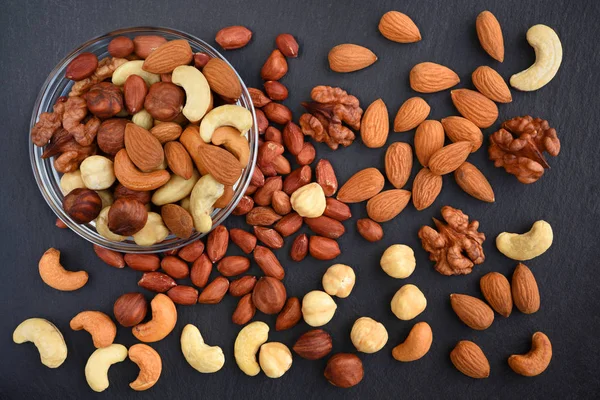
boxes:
[254,226,284,249]
[264,80,288,101]
[133,35,167,59]
[412,168,443,211]
[142,39,193,73]
[385,142,412,189]
[93,245,125,268]
[441,116,483,152]
[253,245,285,280]
[414,120,445,167]
[125,254,160,272]
[356,218,384,242]
[315,159,338,197]
[450,341,490,379]
[179,240,205,262]
[293,329,333,359]
[65,53,98,81]
[450,294,494,330]
[190,253,212,288]
[480,272,512,317]
[167,285,199,305]
[283,165,312,195]
[271,191,292,215]
[160,256,190,279]
[232,293,256,325]
[476,11,504,62]
[428,141,473,175]
[198,276,229,304]
[202,58,243,99]
[207,225,229,263]
[254,176,283,206]
[215,26,252,50]
[472,66,512,103]
[337,168,385,203]
[233,195,254,216]
[246,207,282,226]
[252,276,286,314]
[295,142,316,166]
[324,198,352,221]
[512,263,540,314]
[229,275,257,297]
[454,162,495,202]
[275,33,299,57]
[309,236,341,260]
[410,62,460,93]
[378,11,421,43]
[198,144,242,185]
[328,44,377,73]
[138,272,176,293]
[261,49,288,81]
[276,297,302,331]
[217,256,251,277]
[360,98,389,148]
[108,37,134,58]
[304,216,345,239]
[229,228,257,254]
[124,123,165,172]
[274,212,303,237]
[450,89,499,128]
[123,74,147,114]
[150,122,182,144]
[366,189,411,222]
[393,97,430,132]
[164,141,193,180]
[248,88,271,107]
[262,102,292,125]
[290,234,309,261]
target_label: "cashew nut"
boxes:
[390,284,427,320]
[190,174,224,233]
[496,220,553,261]
[211,126,250,166]
[80,155,116,190]
[60,170,85,195]
[85,343,128,392]
[180,196,191,213]
[132,109,154,130]
[132,294,177,342]
[322,264,355,298]
[290,182,326,218]
[96,207,126,242]
[132,212,169,246]
[38,248,88,291]
[171,65,211,123]
[128,344,162,391]
[259,342,292,378]
[113,149,170,191]
[199,104,253,143]
[151,169,200,206]
[112,60,160,86]
[180,324,225,373]
[234,321,269,376]
[508,332,552,376]
[392,321,432,362]
[510,25,562,91]
[13,318,67,368]
[70,311,116,348]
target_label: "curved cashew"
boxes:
[496,220,553,261]
[128,344,162,391]
[132,294,177,342]
[234,321,269,376]
[70,311,116,348]
[85,343,128,392]
[171,65,211,123]
[112,60,160,86]
[13,318,67,368]
[180,324,225,373]
[211,126,250,166]
[38,248,88,291]
[190,174,224,233]
[151,170,200,206]
[259,342,292,378]
[96,207,126,242]
[510,25,562,91]
[114,149,170,191]
[508,332,552,376]
[392,321,432,362]
[199,104,253,143]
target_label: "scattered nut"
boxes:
[496,220,553,261]
[324,353,364,388]
[128,344,162,391]
[350,317,388,353]
[38,248,88,291]
[450,340,490,379]
[392,321,432,362]
[259,342,292,378]
[70,311,116,348]
[508,332,552,376]
[181,324,225,373]
[85,344,128,392]
[113,292,148,327]
[234,321,269,376]
[380,244,416,279]
[302,290,337,327]
[390,284,427,320]
[13,318,67,368]
[132,294,177,343]
[322,264,355,298]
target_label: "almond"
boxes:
[254,176,283,206]
[378,11,421,43]
[393,97,430,132]
[290,234,309,261]
[197,144,242,185]
[229,228,257,254]
[276,297,302,331]
[123,74,147,114]
[232,293,256,325]
[202,58,243,100]
[366,189,411,222]
[412,168,442,211]
[293,329,333,360]
[254,226,284,249]
[328,44,377,73]
[450,341,490,379]
[217,256,251,277]
[246,206,282,226]
[410,62,460,93]
[271,190,292,215]
[282,122,304,156]
[124,254,160,272]
[164,141,193,179]
[206,225,229,263]
[414,120,444,167]
[229,275,257,297]
[150,122,182,144]
[215,26,252,50]
[472,66,512,103]
[124,123,165,172]
[253,245,285,280]
[133,35,167,59]
[179,240,205,262]
[450,294,494,330]
[93,245,125,268]
[337,167,385,203]
[324,198,352,221]
[261,49,288,81]
[356,218,384,242]
[304,216,345,239]
[441,116,483,152]
[274,212,303,237]
[385,142,412,189]
[248,88,271,107]
[450,89,498,128]
[138,272,176,293]
[454,162,495,202]
[360,99,389,148]
[167,285,199,305]
[190,253,212,288]
[315,159,338,196]
[480,272,512,317]
[142,39,193,73]
[161,204,193,239]
[428,141,473,175]
[198,276,229,304]
[309,236,341,260]
[476,11,504,62]
[511,263,540,314]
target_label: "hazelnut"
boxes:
[79,155,116,190]
[259,342,293,378]
[62,188,102,224]
[380,244,416,279]
[350,317,388,353]
[97,118,127,155]
[144,82,185,121]
[113,183,151,204]
[301,290,337,327]
[290,182,326,218]
[292,329,333,360]
[85,82,123,118]
[390,284,427,320]
[107,198,148,236]
[322,264,355,298]
[324,353,364,388]
[252,277,286,314]
[113,292,148,327]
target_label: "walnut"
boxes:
[31,101,65,147]
[299,85,362,150]
[60,96,101,146]
[69,57,127,97]
[42,128,96,173]
[489,116,560,184]
[418,206,485,276]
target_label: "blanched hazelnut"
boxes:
[391,284,427,320]
[290,182,326,218]
[350,317,388,353]
[132,212,169,246]
[258,342,292,378]
[322,264,355,298]
[380,244,416,279]
[144,82,185,121]
[80,155,116,190]
[60,170,86,195]
[301,290,337,327]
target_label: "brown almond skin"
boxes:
[254,176,283,206]
[215,26,252,50]
[253,245,285,280]
[315,159,338,196]
[261,49,288,80]
[512,263,540,314]
[428,141,473,176]
[125,254,160,272]
[216,256,251,277]
[454,162,495,203]
[337,167,385,203]
[276,297,302,331]
[178,240,205,262]
[108,36,134,58]
[229,276,257,297]
[114,183,151,204]
[304,216,345,239]
[290,234,309,262]
[232,293,256,325]
[207,225,229,263]
[293,329,333,359]
[198,277,229,304]
[264,80,288,101]
[123,74,147,114]
[412,167,443,211]
[282,122,304,155]
[309,236,341,260]
[324,198,351,221]
[160,256,190,279]
[254,226,284,249]
[324,354,364,388]
[275,33,299,57]
[283,165,312,195]
[252,276,286,314]
[167,285,199,305]
[93,245,125,268]
[113,293,147,327]
[138,272,177,293]
[480,272,512,317]
[232,196,254,216]
[356,219,384,242]
[246,186,258,197]
[246,207,282,226]
[229,229,257,254]
[385,142,413,189]
[450,294,495,330]
[190,253,212,288]
[415,120,445,167]
[65,52,98,81]
[274,212,303,237]
[271,190,292,215]
[161,203,193,239]
[450,341,490,379]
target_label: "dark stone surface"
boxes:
[1,0,599,398]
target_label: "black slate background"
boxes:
[1,0,600,399]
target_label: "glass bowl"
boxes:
[29,27,258,253]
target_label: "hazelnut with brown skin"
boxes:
[107,198,148,236]
[144,82,185,121]
[324,353,364,388]
[113,183,151,204]
[85,82,123,118]
[113,292,148,327]
[97,118,127,155]
[62,188,102,223]
[252,277,286,314]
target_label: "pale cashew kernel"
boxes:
[80,155,116,190]
[180,196,191,213]
[190,174,224,233]
[290,182,326,218]
[259,342,292,378]
[70,311,116,348]
[234,321,269,376]
[322,264,355,298]
[38,248,88,291]
[211,126,250,166]
[96,190,114,209]
[151,170,200,206]
[180,324,225,373]
[496,220,553,261]
[392,321,433,362]
[60,170,85,195]
[302,290,337,327]
[350,317,388,354]
[96,207,126,242]
[132,109,154,130]
[508,331,552,377]
[391,284,427,320]
[380,244,416,279]
[510,25,562,91]
[171,65,211,123]
[133,212,169,246]
[132,294,177,343]
[13,318,67,368]
[128,344,162,391]
[85,343,128,392]
[112,60,160,86]
[199,104,253,143]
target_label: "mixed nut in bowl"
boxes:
[29,27,259,253]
